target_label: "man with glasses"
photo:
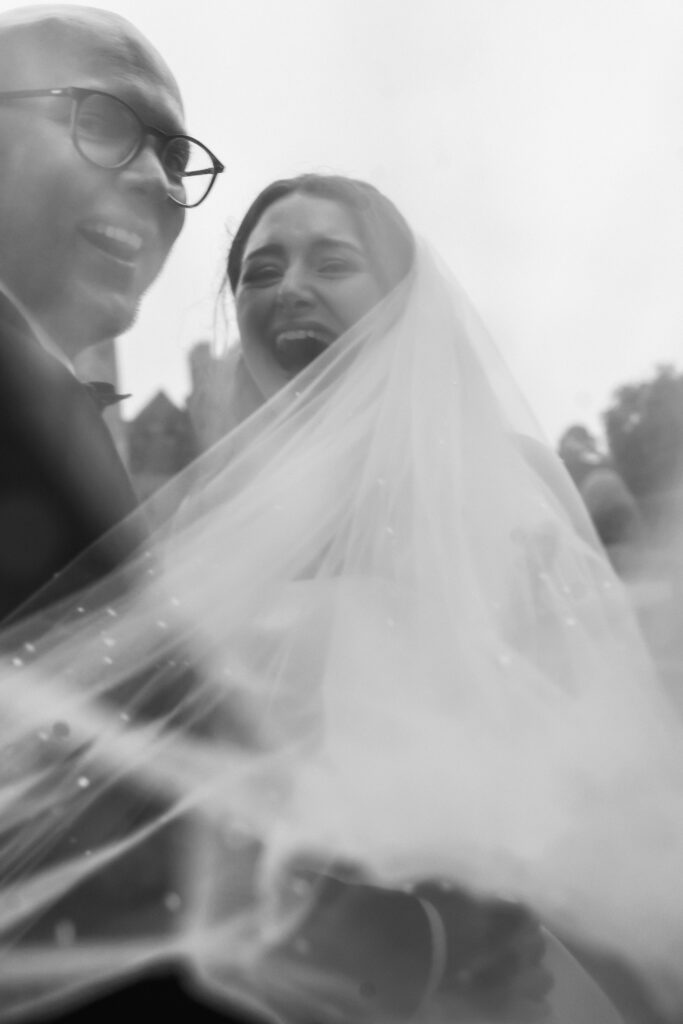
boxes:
[0,7,247,1024]
[0,4,223,622]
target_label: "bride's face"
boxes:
[235,192,385,398]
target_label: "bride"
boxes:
[1,174,681,1023]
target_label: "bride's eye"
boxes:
[318,257,357,275]
[240,263,282,286]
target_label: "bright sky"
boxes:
[4,0,682,443]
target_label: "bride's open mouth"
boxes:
[273,329,335,373]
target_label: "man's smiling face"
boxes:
[0,9,186,356]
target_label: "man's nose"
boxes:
[118,138,169,201]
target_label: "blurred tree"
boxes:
[589,366,683,688]
[603,365,683,529]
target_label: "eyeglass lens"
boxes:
[74,93,216,207]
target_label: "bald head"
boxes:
[0,5,182,108]
[0,5,187,354]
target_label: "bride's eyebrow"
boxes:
[242,244,284,262]
[244,238,365,262]
[312,237,366,255]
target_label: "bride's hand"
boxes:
[266,864,552,1022]
[413,882,553,1020]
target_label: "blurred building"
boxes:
[126,391,197,502]
[122,341,239,502]
[185,340,236,451]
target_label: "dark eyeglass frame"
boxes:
[0,86,225,208]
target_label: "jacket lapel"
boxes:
[0,292,145,562]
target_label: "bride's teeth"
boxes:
[276,330,326,345]
[273,329,330,371]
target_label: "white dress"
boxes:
[1,243,680,1023]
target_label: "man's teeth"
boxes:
[92,224,143,253]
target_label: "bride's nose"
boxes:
[275,263,315,310]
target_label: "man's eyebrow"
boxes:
[113,86,185,135]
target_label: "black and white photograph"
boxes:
[0,2,680,1023]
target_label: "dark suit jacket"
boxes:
[0,294,262,1024]
[0,291,143,622]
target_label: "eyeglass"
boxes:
[0,86,225,208]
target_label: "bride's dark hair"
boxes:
[226,174,416,294]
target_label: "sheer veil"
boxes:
[1,241,682,1021]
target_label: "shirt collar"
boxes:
[39,332,76,375]
[0,280,76,373]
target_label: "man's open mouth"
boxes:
[79,223,144,264]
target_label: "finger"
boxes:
[470,958,555,1001]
